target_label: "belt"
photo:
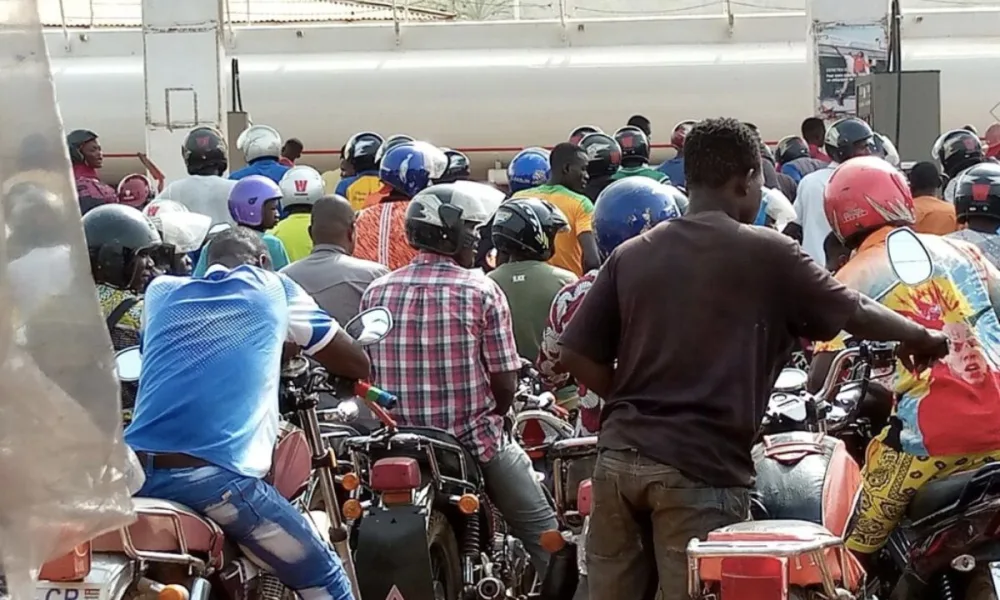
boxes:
[135,452,213,470]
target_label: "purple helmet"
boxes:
[228,175,281,226]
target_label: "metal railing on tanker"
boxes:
[0,0,138,598]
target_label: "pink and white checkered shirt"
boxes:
[359,251,522,462]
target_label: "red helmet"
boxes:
[117,173,155,208]
[671,120,697,150]
[824,156,915,242]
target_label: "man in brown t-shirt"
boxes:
[559,118,949,600]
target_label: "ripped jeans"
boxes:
[137,464,354,600]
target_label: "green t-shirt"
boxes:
[610,165,670,183]
[488,260,577,362]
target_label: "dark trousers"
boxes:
[586,449,749,600]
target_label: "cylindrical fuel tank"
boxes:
[45,11,1000,180]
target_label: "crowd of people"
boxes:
[63,111,1000,600]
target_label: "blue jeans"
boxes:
[481,441,559,574]
[138,464,353,600]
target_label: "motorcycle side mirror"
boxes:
[887,227,932,286]
[774,368,808,392]
[115,346,142,382]
[344,307,394,346]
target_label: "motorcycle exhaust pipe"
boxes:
[476,577,504,600]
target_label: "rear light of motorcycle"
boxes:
[577,479,593,516]
[521,418,548,457]
[371,457,419,505]
[719,556,788,600]
[39,542,92,582]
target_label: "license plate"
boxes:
[35,583,106,600]
[990,561,1000,595]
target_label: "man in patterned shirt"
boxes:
[360,182,559,574]
[948,162,1000,267]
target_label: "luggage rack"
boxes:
[119,506,208,573]
[345,431,475,491]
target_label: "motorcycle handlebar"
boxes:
[354,381,399,430]
[815,347,861,403]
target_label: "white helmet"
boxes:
[157,212,213,254]
[237,125,282,162]
[875,133,901,168]
[279,165,325,208]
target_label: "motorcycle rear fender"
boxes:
[355,505,436,600]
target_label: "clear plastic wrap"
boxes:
[0,0,137,596]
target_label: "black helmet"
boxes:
[83,204,163,288]
[374,134,416,165]
[182,127,228,175]
[569,125,603,146]
[491,198,569,261]
[934,129,985,179]
[776,136,810,164]
[67,129,98,164]
[439,149,471,183]
[405,183,493,257]
[824,118,875,164]
[953,162,1000,223]
[613,126,651,166]
[579,132,622,177]
[344,131,384,173]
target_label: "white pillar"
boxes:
[141,0,226,183]
[806,0,889,120]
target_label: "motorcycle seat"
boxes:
[92,498,226,568]
[907,468,978,520]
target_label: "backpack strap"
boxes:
[106,297,140,334]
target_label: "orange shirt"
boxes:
[354,199,417,271]
[913,195,957,236]
[362,184,391,209]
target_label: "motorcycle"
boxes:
[35,307,397,600]
[344,391,563,600]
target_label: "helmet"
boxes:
[236,125,282,162]
[182,126,228,173]
[823,117,875,164]
[507,149,551,193]
[344,131,384,172]
[440,149,471,183]
[67,129,98,164]
[83,203,163,288]
[665,184,689,215]
[142,199,189,231]
[824,156,915,243]
[670,120,697,150]
[873,133,900,168]
[405,183,493,256]
[569,126,602,145]
[228,175,283,226]
[934,129,985,179]
[579,132,622,177]
[117,173,155,208]
[379,142,448,198]
[776,136,810,165]
[614,126,651,165]
[279,165,325,209]
[491,198,569,261]
[593,178,681,257]
[953,162,1000,223]
[374,134,416,164]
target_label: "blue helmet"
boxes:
[593,177,681,257]
[379,141,448,198]
[507,148,551,193]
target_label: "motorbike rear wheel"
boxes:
[428,511,461,600]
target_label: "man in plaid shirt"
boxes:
[360,183,560,574]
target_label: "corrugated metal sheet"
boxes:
[38,0,454,27]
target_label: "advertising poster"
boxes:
[815,21,889,118]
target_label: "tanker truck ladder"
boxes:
[142,0,226,183]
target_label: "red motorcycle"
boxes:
[35,307,396,600]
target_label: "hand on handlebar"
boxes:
[897,329,949,373]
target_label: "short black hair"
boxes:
[206,226,268,268]
[683,118,761,189]
[823,232,850,268]
[909,161,942,194]
[284,138,304,151]
[801,117,826,141]
[550,142,585,170]
[627,115,651,136]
